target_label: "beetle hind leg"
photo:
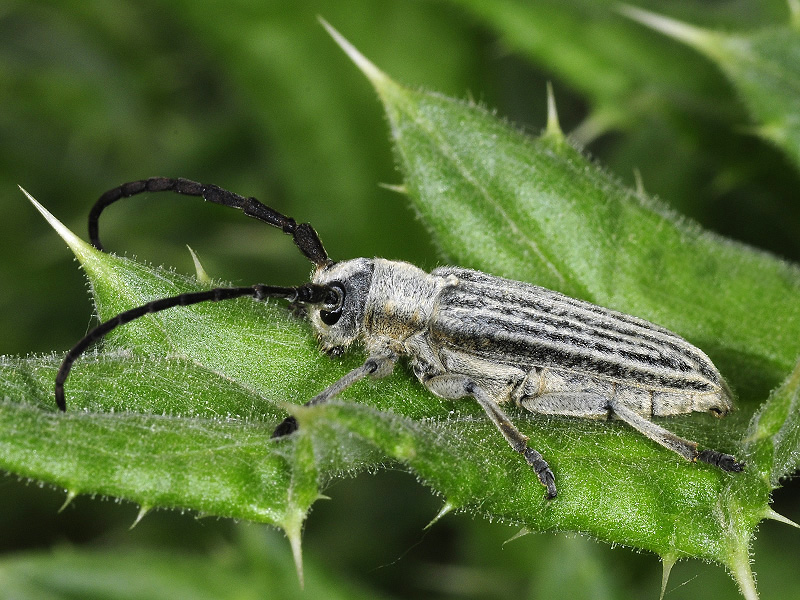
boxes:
[610,399,745,472]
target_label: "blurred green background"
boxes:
[1,1,799,598]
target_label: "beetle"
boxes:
[55,177,745,499]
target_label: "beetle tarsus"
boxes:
[524,447,557,499]
[272,415,299,438]
[697,449,745,472]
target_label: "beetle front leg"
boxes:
[425,374,557,499]
[272,354,396,437]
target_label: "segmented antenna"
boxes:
[55,282,333,411]
[59,179,340,411]
[89,177,331,267]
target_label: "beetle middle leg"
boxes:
[272,354,396,437]
[425,374,557,499]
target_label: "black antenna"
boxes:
[55,282,333,411]
[56,178,340,411]
[89,177,332,268]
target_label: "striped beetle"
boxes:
[55,177,745,499]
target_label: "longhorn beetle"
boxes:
[55,177,745,499]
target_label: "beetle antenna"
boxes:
[89,177,332,268]
[55,282,333,411]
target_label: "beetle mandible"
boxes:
[55,177,745,499]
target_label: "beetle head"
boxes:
[307,258,374,352]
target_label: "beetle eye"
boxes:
[320,283,344,326]
[320,309,341,325]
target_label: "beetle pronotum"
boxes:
[56,177,744,499]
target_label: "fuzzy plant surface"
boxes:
[2,19,799,600]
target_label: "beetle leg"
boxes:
[425,374,557,499]
[271,354,396,437]
[610,399,744,472]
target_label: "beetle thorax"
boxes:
[362,259,448,351]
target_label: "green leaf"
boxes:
[323,25,800,595]
[0,195,435,567]
[621,5,800,172]
[447,1,800,244]
[450,0,737,133]
[0,353,315,525]
[746,359,800,486]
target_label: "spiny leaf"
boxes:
[0,198,434,535]
[621,5,800,172]
[1,141,768,590]
[324,23,799,595]
[300,401,767,564]
[450,0,738,136]
[0,354,308,528]
[746,358,800,486]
